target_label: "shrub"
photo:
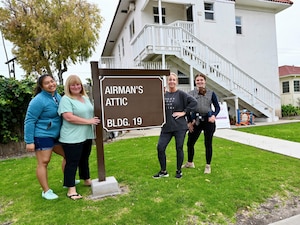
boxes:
[0,76,35,143]
[281,104,299,117]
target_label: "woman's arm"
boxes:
[208,92,220,123]
[24,97,44,144]
[212,92,220,116]
[62,112,100,125]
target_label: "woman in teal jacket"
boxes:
[24,74,65,200]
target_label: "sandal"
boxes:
[67,193,82,200]
[84,179,92,186]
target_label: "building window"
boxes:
[294,80,300,92]
[121,37,125,56]
[129,20,135,39]
[282,81,289,93]
[153,7,166,24]
[118,44,121,62]
[178,71,189,85]
[204,2,214,20]
[236,16,242,34]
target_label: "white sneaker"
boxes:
[63,180,80,188]
[75,179,80,185]
[204,164,211,174]
[181,162,195,168]
[42,189,58,200]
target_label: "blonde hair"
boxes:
[64,75,88,98]
[168,72,178,83]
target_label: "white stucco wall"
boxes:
[110,13,136,67]
[194,0,236,61]
[235,8,279,93]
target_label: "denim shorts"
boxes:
[34,137,59,151]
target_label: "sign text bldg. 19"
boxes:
[100,76,165,131]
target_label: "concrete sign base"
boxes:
[90,176,121,199]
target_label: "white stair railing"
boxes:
[130,24,280,119]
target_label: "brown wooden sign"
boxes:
[100,76,165,131]
[91,64,169,181]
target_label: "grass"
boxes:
[1,123,300,224]
[233,122,300,142]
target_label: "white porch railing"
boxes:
[100,57,137,69]
[169,20,194,34]
[129,23,280,119]
[135,61,171,70]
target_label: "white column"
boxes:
[162,54,166,87]
[235,96,239,123]
[190,65,194,90]
[158,0,162,25]
[159,0,166,87]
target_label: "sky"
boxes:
[0,0,299,82]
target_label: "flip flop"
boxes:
[67,193,82,200]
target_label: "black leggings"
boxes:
[157,129,187,171]
[187,121,216,164]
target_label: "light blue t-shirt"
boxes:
[58,95,95,143]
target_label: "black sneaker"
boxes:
[175,170,182,179]
[152,171,169,179]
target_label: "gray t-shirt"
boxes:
[162,90,197,132]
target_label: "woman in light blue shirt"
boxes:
[58,75,100,200]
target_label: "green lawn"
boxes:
[234,121,300,142]
[1,123,300,224]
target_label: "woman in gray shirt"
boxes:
[153,72,197,179]
[182,73,220,174]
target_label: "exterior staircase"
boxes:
[101,21,280,121]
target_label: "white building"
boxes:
[279,65,300,107]
[100,0,293,122]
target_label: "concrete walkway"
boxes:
[269,214,300,225]
[117,120,300,160]
[115,120,300,225]
[214,128,300,159]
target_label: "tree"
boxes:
[0,0,103,84]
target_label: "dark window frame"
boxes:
[204,2,214,20]
[236,16,242,34]
[294,80,300,92]
[129,20,135,39]
[282,81,290,93]
[153,6,166,24]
